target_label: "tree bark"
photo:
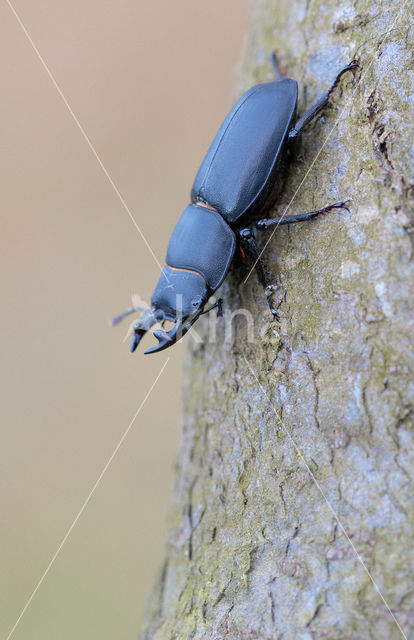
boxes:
[141,1,414,638]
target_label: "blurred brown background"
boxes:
[0,1,249,637]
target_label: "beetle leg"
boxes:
[255,200,350,229]
[199,298,223,318]
[238,228,279,320]
[288,60,358,142]
[269,51,283,81]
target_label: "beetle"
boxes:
[113,53,357,354]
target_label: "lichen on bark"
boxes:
[140,1,414,638]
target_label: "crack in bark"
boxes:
[304,349,321,431]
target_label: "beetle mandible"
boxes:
[113,53,357,354]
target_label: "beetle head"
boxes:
[112,266,210,354]
[143,265,209,354]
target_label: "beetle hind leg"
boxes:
[288,60,358,142]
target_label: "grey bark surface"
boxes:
[141,1,414,638]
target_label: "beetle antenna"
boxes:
[270,51,283,81]
[111,306,146,326]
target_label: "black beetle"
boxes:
[113,53,357,354]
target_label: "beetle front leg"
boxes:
[238,228,279,320]
[288,61,358,142]
[255,199,350,229]
[200,298,223,318]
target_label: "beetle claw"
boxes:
[144,311,202,355]
[144,330,174,355]
[130,331,144,353]
[144,321,182,355]
[119,308,159,354]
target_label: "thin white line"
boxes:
[5,358,169,640]
[243,356,408,640]
[243,1,408,284]
[5,0,163,273]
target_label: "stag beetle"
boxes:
[113,53,357,354]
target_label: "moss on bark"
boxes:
[141,1,414,638]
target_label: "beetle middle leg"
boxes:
[238,227,279,320]
[255,199,350,229]
[288,61,358,142]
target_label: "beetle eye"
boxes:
[192,295,202,307]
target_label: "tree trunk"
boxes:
[140,0,414,638]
